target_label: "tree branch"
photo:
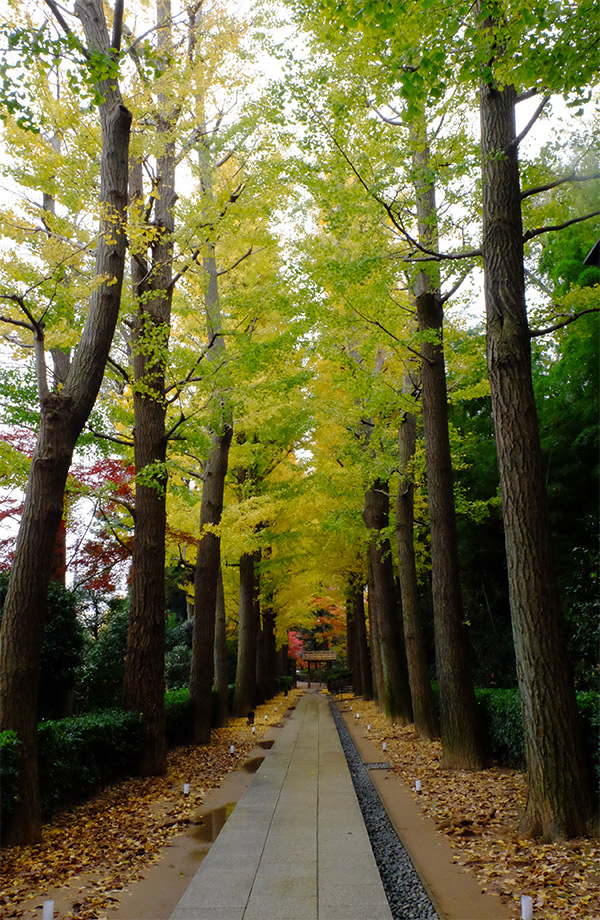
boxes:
[529,307,600,337]
[509,95,550,149]
[521,172,600,200]
[216,246,254,277]
[524,210,600,243]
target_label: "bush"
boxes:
[0,574,85,719]
[275,675,294,693]
[79,602,129,710]
[476,688,599,789]
[165,644,192,690]
[165,688,193,745]
[37,709,141,816]
[0,730,21,825]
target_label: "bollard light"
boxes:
[264,714,268,721]
[42,902,54,920]
[350,705,353,711]
[251,725,256,734]
[230,744,235,754]
[367,724,371,731]
[521,895,533,920]
[415,779,422,792]
[183,783,190,796]
[382,741,387,751]
[355,713,360,720]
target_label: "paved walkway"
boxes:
[169,691,393,920]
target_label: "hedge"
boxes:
[475,688,599,790]
[38,709,142,816]
[0,730,21,826]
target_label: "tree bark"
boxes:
[411,126,483,768]
[348,578,372,700]
[0,0,130,846]
[123,2,177,774]
[396,385,439,740]
[345,590,359,693]
[190,424,233,742]
[363,482,413,722]
[212,562,229,727]
[232,551,260,717]
[479,78,594,838]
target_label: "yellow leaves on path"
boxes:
[353,697,600,920]
[0,691,302,920]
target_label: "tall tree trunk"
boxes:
[0,0,130,846]
[257,606,277,701]
[363,482,413,722]
[213,562,229,728]
[411,126,483,768]
[345,590,360,693]
[232,551,259,717]
[123,3,177,774]
[396,367,439,740]
[348,578,372,700]
[479,77,594,838]
[189,424,233,742]
[189,107,233,742]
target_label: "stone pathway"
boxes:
[169,691,393,920]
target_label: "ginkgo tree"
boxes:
[0,0,131,845]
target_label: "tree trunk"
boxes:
[345,590,359,693]
[411,126,483,768]
[123,1,177,772]
[348,578,372,700]
[363,482,413,722]
[190,424,233,742]
[213,562,229,727]
[232,551,259,717]
[0,0,130,845]
[260,606,277,701]
[396,369,439,740]
[479,78,594,838]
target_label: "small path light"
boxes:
[355,713,360,720]
[367,724,371,731]
[183,783,190,796]
[521,895,533,920]
[230,744,235,754]
[264,714,268,721]
[382,741,387,751]
[251,725,256,734]
[42,901,54,920]
[414,779,422,793]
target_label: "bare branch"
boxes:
[524,210,600,243]
[216,246,254,277]
[530,307,600,337]
[521,172,600,200]
[509,95,550,149]
[85,425,134,446]
[440,270,471,304]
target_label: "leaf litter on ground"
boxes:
[1,690,302,920]
[348,696,599,920]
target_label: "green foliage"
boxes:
[476,688,525,768]
[165,644,192,690]
[0,730,21,825]
[275,675,294,693]
[0,574,85,719]
[475,689,599,790]
[79,601,129,710]
[164,688,193,746]
[37,709,142,816]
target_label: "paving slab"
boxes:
[169,691,393,920]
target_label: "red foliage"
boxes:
[0,427,36,457]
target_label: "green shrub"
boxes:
[165,687,192,745]
[476,688,525,767]
[475,688,599,790]
[0,574,85,720]
[79,603,129,710]
[165,644,192,690]
[275,675,294,693]
[37,709,141,816]
[0,730,21,824]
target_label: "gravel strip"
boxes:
[330,701,439,920]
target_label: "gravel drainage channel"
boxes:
[330,701,438,920]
